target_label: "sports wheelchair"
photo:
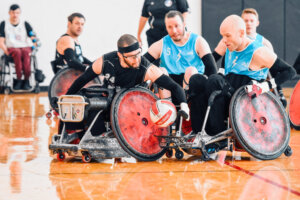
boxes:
[156,84,293,161]
[0,48,43,94]
[49,83,170,162]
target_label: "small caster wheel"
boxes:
[229,144,233,152]
[165,149,173,158]
[82,152,92,163]
[284,145,292,157]
[46,112,52,119]
[4,88,10,95]
[34,87,40,94]
[175,150,184,160]
[57,151,65,161]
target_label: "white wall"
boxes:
[0,0,201,86]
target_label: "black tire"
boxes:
[284,146,292,157]
[165,149,173,158]
[175,150,184,160]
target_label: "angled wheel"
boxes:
[289,80,300,130]
[111,87,169,161]
[229,87,290,160]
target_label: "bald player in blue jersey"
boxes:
[144,10,217,100]
[213,8,288,107]
[189,15,295,146]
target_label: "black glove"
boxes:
[222,82,234,98]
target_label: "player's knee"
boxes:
[189,74,208,94]
[207,74,224,87]
[185,66,198,77]
[11,49,22,58]
[184,67,198,84]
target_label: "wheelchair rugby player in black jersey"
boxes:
[49,34,190,162]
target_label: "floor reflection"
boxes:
[48,152,297,200]
[0,94,45,195]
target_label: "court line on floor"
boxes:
[224,161,300,197]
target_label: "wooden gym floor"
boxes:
[0,88,299,200]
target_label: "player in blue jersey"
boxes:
[213,8,288,107]
[144,10,217,99]
[190,15,295,138]
[242,8,273,51]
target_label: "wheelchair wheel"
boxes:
[110,87,169,161]
[48,68,100,111]
[289,80,300,130]
[229,87,290,160]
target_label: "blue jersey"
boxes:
[248,33,263,45]
[224,41,268,81]
[160,32,205,75]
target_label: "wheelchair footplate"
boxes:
[155,128,233,161]
[49,129,131,162]
[155,134,193,149]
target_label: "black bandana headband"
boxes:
[118,42,140,53]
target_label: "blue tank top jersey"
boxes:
[160,32,205,75]
[252,33,263,44]
[224,41,268,81]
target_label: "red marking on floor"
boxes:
[224,161,300,196]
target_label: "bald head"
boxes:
[220,15,248,51]
[220,15,246,33]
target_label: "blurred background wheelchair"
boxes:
[0,46,44,94]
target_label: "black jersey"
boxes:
[55,34,84,66]
[101,51,151,88]
[141,0,189,40]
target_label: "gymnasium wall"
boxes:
[202,0,300,68]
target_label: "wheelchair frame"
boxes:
[49,87,131,162]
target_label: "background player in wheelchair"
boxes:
[46,13,94,117]
[51,13,92,74]
[49,34,190,162]
[0,4,43,93]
